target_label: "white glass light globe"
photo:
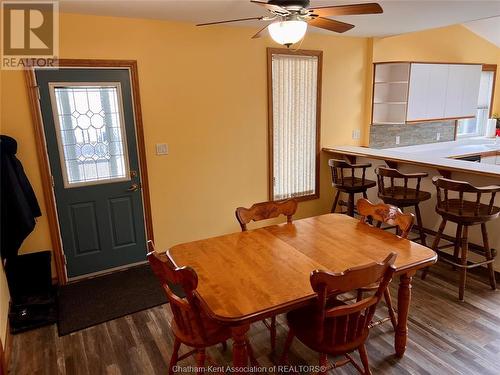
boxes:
[268,20,307,46]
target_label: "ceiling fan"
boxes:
[197,1,383,47]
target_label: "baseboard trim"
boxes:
[0,334,5,375]
[1,311,12,375]
[4,312,12,374]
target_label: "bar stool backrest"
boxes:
[328,159,371,187]
[376,167,427,198]
[433,177,500,218]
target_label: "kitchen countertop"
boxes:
[323,138,500,178]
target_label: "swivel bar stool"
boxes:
[375,167,431,246]
[328,159,376,217]
[422,177,499,301]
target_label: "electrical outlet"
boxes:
[395,136,400,145]
[436,132,441,141]
[352,129,360,140]
[156,143,168,155]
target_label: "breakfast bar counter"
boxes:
[323,138,500,178]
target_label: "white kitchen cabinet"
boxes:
[406,64,430,121]
[480,153,500,165]
[481,156,497,165]
[372,63,410,125]
[459,65,482,117]
[444,64,482,118]
[444,65,464,119]
[426,64,449,119]
[372,62,482,125]
[407,63,449,121]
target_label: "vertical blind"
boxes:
[271,54,318,200]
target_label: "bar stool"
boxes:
[422,177,499,301]
[328,159,376,217]
[375,167,431,246]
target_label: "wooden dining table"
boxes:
[168,213,437,371]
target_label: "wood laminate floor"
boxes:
[9,262,500,375]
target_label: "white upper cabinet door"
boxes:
[426,64,449,120]
[445,64,482,118]
[460,65,482,117]
[407,64,431,121]
[444,65,464,118]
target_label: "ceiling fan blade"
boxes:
[308,17,355,33]
[311,3,383,17]
[251,24,270,39]
[197,16,263,27]
[250,0,289,14]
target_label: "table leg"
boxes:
[395,272,413,358]
[231,325,250,373]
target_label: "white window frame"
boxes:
[457,67,496,138]
[267,48,322,202]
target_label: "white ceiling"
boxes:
[464,16,500,47]
[59,0,500,38]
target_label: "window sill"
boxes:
[273,193,319,203]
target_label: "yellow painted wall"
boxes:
[0,11,370,342]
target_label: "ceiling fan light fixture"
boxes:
[268,19,307,46]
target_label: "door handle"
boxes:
[127,183,140,192]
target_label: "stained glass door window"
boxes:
[49,83,130,187]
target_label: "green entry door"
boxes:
[36,68,147,278]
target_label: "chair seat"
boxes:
[287,300,369,355]
[379,187,431,206]
[171,313,231,348]
[333,177,376,193]
[436,199,500,224]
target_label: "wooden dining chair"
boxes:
[235,198,297,353]
[280,253,397,375]
[235,199,298,231]
[147,241,255,374]
[356,198,414,330]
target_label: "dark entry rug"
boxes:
[57,264,167,336]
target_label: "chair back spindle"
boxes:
[310,253,397,349]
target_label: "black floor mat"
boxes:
[57,264,167,336]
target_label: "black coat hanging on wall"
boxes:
[0,135,41,261]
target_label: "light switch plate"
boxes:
[156,143,168,155]
[395,136,401,145]
[436,132,441,141]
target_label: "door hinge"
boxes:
[34,85,41,100]
[51,175,55,187]
[63,254,67,265]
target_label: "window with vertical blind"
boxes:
[267,48,322,201]
[457,66,496,138]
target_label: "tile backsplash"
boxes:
[369,121,456,149]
